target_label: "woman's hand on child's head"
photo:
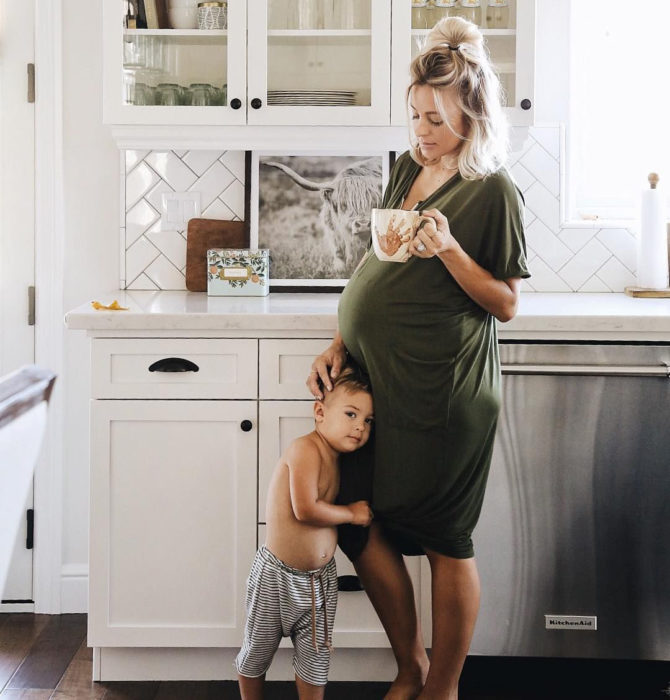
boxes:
[306,342,348,400]
[349,500,374,527]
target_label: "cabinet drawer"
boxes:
[259,339,331,399]
[92,338,258,399]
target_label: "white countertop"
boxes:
[64,291,670,340]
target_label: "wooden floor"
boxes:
[1,614,669,699]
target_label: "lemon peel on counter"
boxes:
[91,300,129,311]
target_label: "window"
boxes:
[569,1,670,220]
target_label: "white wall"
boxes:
[57,0,570,612]
[60,1,119,610]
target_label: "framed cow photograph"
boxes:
[249,151,390,290]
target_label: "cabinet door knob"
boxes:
[520,98,532,110]
[250,98,263,109]
[240,419,253,432]
[148,357,199,373]
[337,575,364,592]
[230,98,242,110]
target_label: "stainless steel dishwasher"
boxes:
[470,343,670,660]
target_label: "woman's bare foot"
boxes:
[384,662,429,700]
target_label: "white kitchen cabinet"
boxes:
[104,0,390,127]
[89,398,257,647]
[104,0,534,128]
[103,2,247,125]
[392,0,536,126]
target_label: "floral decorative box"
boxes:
[207,249,270,296]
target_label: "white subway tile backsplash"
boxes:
[220,179,245,220]
[509,161,535,193]
[220,150,246,181]
[126,236,161,285]
[126,198,161,246]
[144,254,186,289]
[595,228,637,272]
[190,160,235,210]
[558,227,596,253]
[519,143,559,197]
[526,218,573,270]
[145,230,188,270]
[182,150,224,177]
[528,126,560,160]
[145,151,198,191]
[122,149,246,290]
[523,257,572,292]
[594,256,637,291]
[524,181,561,233]
[127,272,160,290]
[558,238,611,290]
[201,198,237,221]
[119,132,639,291]
[126,162,160,209]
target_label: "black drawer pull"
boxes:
[148,357,200,373]
[240,420,253,432]
[337,575,364,592]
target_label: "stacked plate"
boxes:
[267,89,358,106]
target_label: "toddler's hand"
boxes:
[349,500,374,527]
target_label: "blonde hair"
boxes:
[407,16,508,180]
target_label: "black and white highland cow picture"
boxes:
[257,155,384,281]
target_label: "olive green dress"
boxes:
[337,151,530,560]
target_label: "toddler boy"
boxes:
[235,363,374,700]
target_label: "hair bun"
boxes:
[425,16,483,54]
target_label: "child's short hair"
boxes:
[320,359,372,396]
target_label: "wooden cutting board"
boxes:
[185,218,247,292]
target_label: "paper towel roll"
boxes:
[637,175,669,289]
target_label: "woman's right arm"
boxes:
[305,250,369,399]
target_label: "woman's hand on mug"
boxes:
[306,343,348,400]
[411,208,455,258]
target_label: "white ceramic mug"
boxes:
[371,208,424,262]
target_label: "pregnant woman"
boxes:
[307,17,530,700]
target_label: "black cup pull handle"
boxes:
[240,420,253,432]
[148,357,200,373]
[337,575,364,592]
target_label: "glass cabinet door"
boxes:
[247,0,391,126]
[103,1,246,125]
[391,0,535,126]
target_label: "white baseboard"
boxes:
[96,647,398,682]
[60,564,88,613]
[0,602,35,613]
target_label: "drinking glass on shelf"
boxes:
[297,0,319,29]
[189,83,214,105]
[123,33,147,68]
[123,69,137,105]
[156,82,181,105]
[339,0,356,29]
[485,0,509,29]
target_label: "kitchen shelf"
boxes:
[124,29,227,37]
[267,29,372,37]
[411,28,516,37]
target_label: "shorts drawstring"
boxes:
[309,572,333,653]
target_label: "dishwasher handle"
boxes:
[501,364,670,378]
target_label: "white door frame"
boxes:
[33,0,65,614]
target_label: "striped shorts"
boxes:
[234,546,338,686]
